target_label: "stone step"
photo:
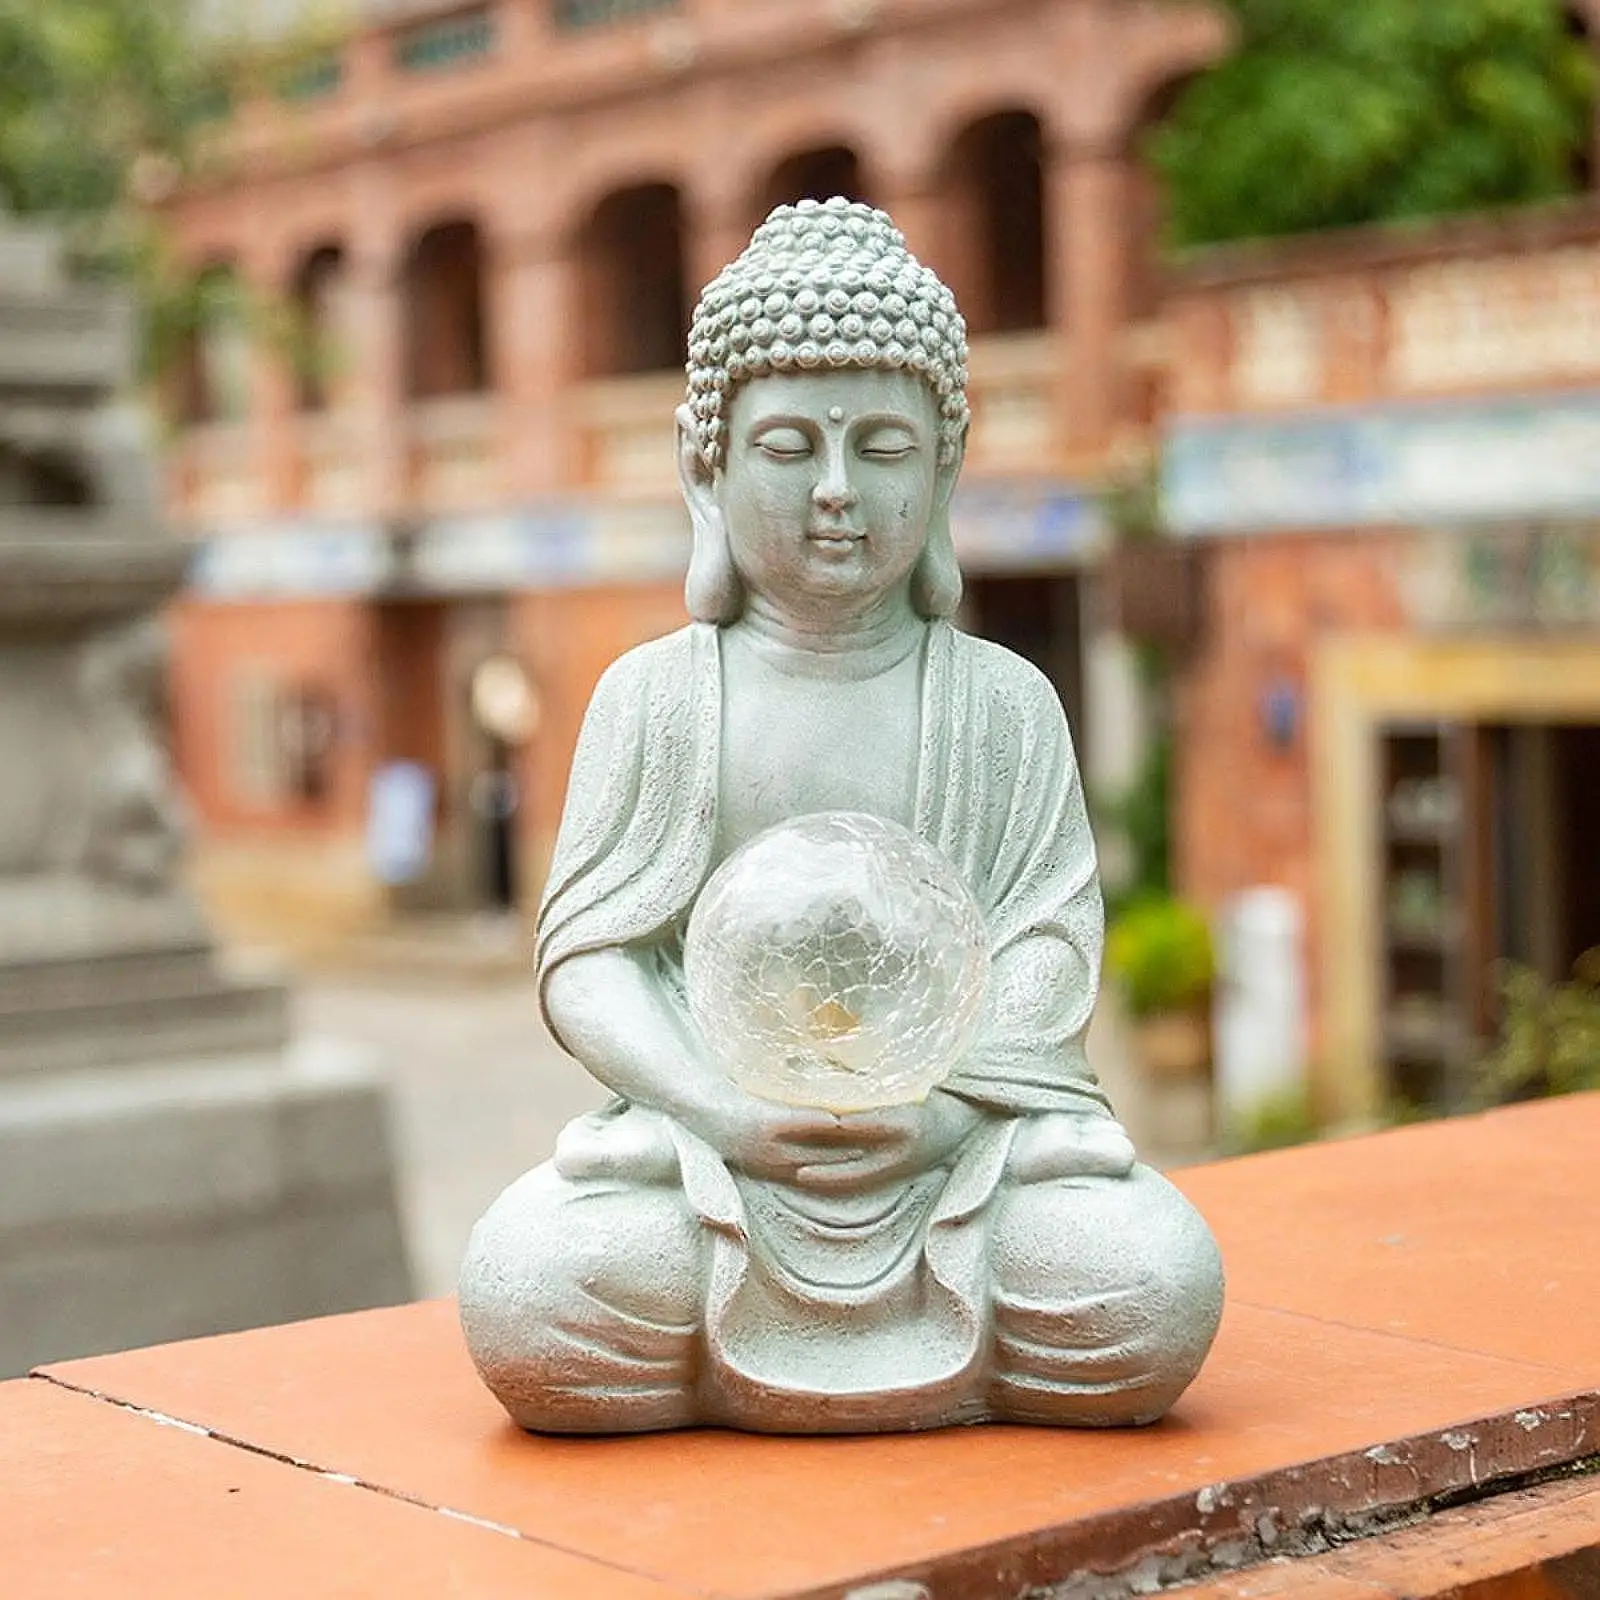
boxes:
[0,966,290,1077]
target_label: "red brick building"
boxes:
[1162,202,1600,1120]
[159,0,1227,942]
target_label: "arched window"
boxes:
[172,259,250,426]
[290,243,348,412]
[576,184,688,376]
[758,146,868,219]
[936,111,1045,336]
[402,220,490,398]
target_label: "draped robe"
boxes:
[534,619,1119,1422]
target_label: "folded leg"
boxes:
[987,1164,1223,1427]
[458,1163,707,1433]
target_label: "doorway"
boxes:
[1482,722,1600,982]
[1315,633,1600,1123]
[371,598,529,914]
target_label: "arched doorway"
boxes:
[575,183,688,376]
[402,219,491,398]
[289,243,349,412]
[758,145,868,220]
[171,259,250,427]
[935,111,1046,335]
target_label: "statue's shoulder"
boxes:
[946,625,1063,721]
[590,623,704,704]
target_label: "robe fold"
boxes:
[534,620,1115,1416]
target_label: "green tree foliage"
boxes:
[1147,0,1598,247]
[0,0,241,388]
[0,0,224,221]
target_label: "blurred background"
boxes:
[3,0,1598,1365]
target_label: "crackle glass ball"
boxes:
[683,811,989,1113]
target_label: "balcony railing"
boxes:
[964,331,1056,473]
[408,394,502,511]
[181,423,267,521]
[295,412,367,513]
[573,372,683,497]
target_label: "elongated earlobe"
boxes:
[911,502,962,619]
[677,404,744,624]
[685,512,742,624]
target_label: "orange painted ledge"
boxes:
[6,1095,1600,1599]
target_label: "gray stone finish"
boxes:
[460,201,1223,1435]
[0,211,410,1374]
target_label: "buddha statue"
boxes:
[459,199,1223,1435]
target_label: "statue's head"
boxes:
[678,198,969,625]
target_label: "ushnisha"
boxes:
[460,199,1224,1435]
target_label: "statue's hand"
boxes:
[786,1091,987,1192]
[682,1085,881,1185]
[1006,1111,1136,1183]
[682,1086,985,1189]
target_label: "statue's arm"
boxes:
[543,946,729,1127]
[545,946,875,1181]
[940,653,1123,1141]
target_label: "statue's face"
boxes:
[718,369,940,614]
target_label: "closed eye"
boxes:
[857,425,918,460]
[751,423,813,460]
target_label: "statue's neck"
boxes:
[731,591,927,680]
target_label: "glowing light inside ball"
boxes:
[684,812,990,1113]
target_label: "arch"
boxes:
[401,219,491,398]
[574,183,688,377]
[755,144,869,222]
[915,85,1056,189]
[289,242,349,412]
[171,258,250,427]
[929,110,1047,335]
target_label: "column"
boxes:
[686,186,752,300]
[491,228,580,498]
[1046,141,1130,462]
[873,176,943,274]
[346,246,408,519]
[232,239,297,516]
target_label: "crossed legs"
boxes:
[458,1160,1222,1434]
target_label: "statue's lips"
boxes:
[806,527,865,549]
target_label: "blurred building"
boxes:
[158,0,1226,942]
[1163,201,1600,1120]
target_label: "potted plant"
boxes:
[1105,893,1216,1080]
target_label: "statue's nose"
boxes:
[811,451,860,511]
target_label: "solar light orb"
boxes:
[683,811,990,1114]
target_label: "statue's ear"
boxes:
[676,404,716,523]
[934,419,967,510]
[912,422,966,620]
[677,404,742,624]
